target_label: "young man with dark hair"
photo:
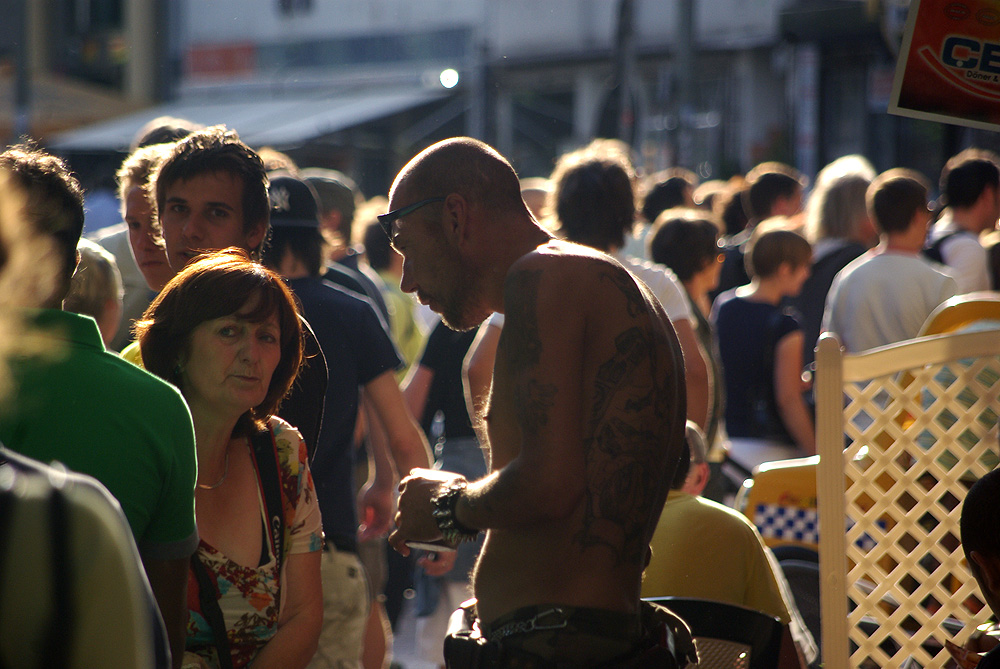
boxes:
[925,148,1000,293]
[153,125,270,267]
[262,174,431,668]
[823,169,957,352]
[387,137,695,667]
[0,145,197,669]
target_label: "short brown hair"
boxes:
[0,144,85,290]
[746,162,806,220]
[648,209,721,282]
[550,147,635,250]
[117,143,172,205]
[135,248,303,437]
[745,220,811,279]
[866,169,930,235]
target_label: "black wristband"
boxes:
[431,480,480,544]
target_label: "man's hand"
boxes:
[357,481,394,541]
[388,468,466,556]
[945,638,985,668]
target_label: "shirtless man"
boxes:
[386,138,692,666]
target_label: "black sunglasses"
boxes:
[377,197,446,244]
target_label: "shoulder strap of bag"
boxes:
[922,230,961,264]
[190,554,235,669]
[249,426,286,575]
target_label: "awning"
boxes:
[49,88,448,152]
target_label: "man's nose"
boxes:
[399,257,417,294]
[183,213,207,241]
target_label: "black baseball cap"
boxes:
[268,174,321,228]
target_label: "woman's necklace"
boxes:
[197,440,234,490]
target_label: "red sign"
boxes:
[185,43,257,78]
[890,0,1000,130]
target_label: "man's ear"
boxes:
[682,462,711,497]
[245,219,268,254]
[443,193,471,246]
[970,550,1000,596]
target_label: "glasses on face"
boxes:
[377,196,446,247]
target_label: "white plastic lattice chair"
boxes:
[814,330,1000,668]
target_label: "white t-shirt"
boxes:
[610,249,692,323]
[822,251,958,352]
[927,217,990,294]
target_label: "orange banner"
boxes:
[890,0,1000,130]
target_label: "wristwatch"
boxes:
[431,480,480,544]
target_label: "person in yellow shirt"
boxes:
[643,422,817,666]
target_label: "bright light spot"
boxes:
[440,69,460,89]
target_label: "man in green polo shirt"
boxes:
[0,145,197,669]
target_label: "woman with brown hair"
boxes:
[136,248,322,668]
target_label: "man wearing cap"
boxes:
[262,174,431,668]
[300,167,391,322]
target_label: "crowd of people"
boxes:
[0,114,998,668]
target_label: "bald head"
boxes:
[390,137,527,219]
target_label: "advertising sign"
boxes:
[890,0,1000,130]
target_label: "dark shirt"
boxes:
[323,261,391,324]
[417,322,478,441]
[712,230,751,301]
[785,239,866,368]
[279,316,327,459]
[982,645,1000,669]
[288,277,401,549]
[712,290,801,444]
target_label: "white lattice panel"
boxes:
[815,331,1000,668]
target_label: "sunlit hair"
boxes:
[867,169,931,235]
[117,143,172,206]
[0,171,62,401]
[940,148,1000,209]
[0,144,85,293]
[131,115,202,151]
[648,208,722,282]
[745,219,811,279]
[135,248,303,437]
[804,155,875,244]
[641,167,697,223]
[64,239,123,321]
[550,146,635,250]
[745,162,807,220]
